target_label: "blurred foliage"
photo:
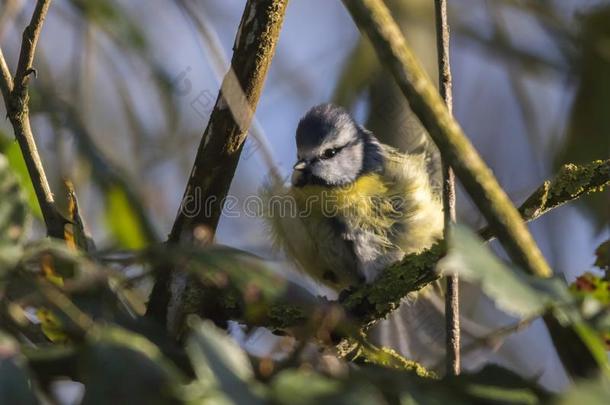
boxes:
[0,134,42,219]
[594,239,610,274]
[0,161,607,403]
[440,226,567,319]
[104,185,148,250]
[0,154,28,269]
[556,5,610,229]
[442,226,610,375]
[68,0,146,49]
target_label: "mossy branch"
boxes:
[235,243,444,332]
[337,336,437,377]
[480,159,610,240]
[340,0,551,279]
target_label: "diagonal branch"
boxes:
[176,0,282,182]
[480,159,610,241]
[0,0,65,238]
[167,0,288,243]
[341,0,552,279]
[12,0,52,101]
[146,0,289,334]
[0,47,13,99]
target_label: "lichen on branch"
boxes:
[480,159,610,240]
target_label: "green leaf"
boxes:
[439,225,561,317]
[150,245,288,323]
[78,326,182,405]
[186,317,265,405]
[104,185,148,249]
[557,376,610,405]
[441,227,609,377]
[594,239,610,271]
[182,246,285,302]
[271,370,383,405]
[0,154,29,270]
[0,333,39,405]
[554,7,610,229]
[570,273,610,305]
[68,0,146,49]
[0,136,42,219]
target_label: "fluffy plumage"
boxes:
[263,104,443,288]
[262,103,448,367]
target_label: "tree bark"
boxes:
[433,0,460,377]
[0,0,67,239]
[146,0,290,336]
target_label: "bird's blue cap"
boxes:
[296,103,356,149]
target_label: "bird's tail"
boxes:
[369,285,447,370]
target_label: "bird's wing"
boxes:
[381,142,442,199]
[365,79,443,196]
[379,145,444,256]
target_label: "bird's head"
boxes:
[292,103,382,187]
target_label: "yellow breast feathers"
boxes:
[290,173,400,249]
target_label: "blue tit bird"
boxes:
[262,103,445,363]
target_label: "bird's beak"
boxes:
[292,160,309,187]
[293,160,307,171]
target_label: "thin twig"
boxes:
[461,315,538,360]
[0,0,65,238]
[432,314,539,370]
[0,47,13,99]
[434,0,460,377]
[30,60,160,246]
[341,0,552,279]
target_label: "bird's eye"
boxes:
[322,148,338,159]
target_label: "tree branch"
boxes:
[146,0,289,334]
[433,0,460,377]
[34,75,160,246]
[0,47,13,100]
[479,159,610,241]
[168,0,288,242]
[13,0,51,100]
[0,0,64,238]
[340,0,552,279]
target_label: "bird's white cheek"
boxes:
[309,164,324,178]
